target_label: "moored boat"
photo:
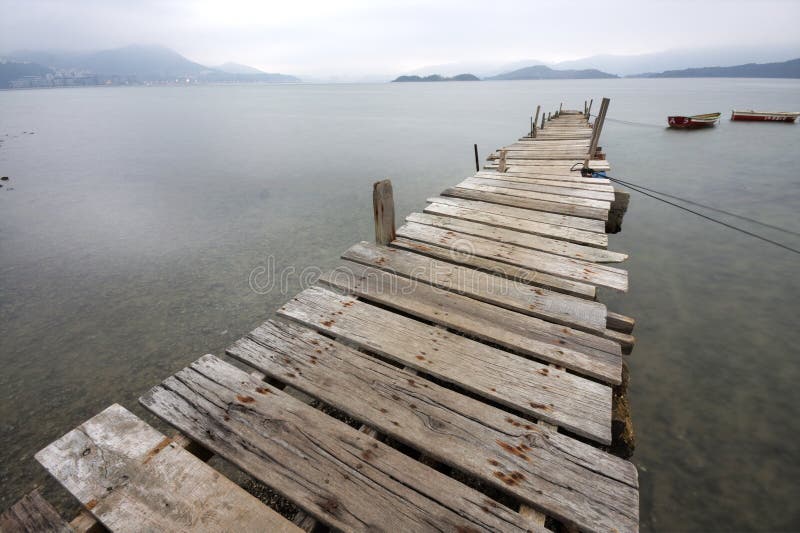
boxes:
[731,110,800,123]
[667,112,721,129]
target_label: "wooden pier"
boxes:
[5,99,638,532]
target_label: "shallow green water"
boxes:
[1,80,799,531]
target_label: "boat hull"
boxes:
[667,115,719,129]
[731,111,798,123]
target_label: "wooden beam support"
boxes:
[585,97,610,168]
[373,179,396,245]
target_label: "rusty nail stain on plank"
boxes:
[143,436,172,464]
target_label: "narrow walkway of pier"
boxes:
[8,100,639,532]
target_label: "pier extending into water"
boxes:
[3,98,638,532]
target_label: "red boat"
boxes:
[667,112,721,129]
[731,110,799,123]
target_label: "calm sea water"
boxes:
[1,80,798,531]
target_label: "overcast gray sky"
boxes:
[2,0,799,76]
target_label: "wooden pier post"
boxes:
[473,144,479,171]
[373,179,396,245]
[587,98,594,117]
[540,113,545,130]
[585,97,610,169]
[497,149,507,173]
[532,105,541,138]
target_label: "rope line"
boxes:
[602,174,800,255]
[608,176,800,238]
[589,113,663,128]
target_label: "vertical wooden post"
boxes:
[373,180,395,245]
[587,98,594,117]
[585,97,610,168]
[559,102,563,113]
[547,112,551,121]
[532,105,541,138]
[540,113,545,130]
[584,100,587,115]
[530,116,534,137]
[473,144,479,172]
[498,149,507,173]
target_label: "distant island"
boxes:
[487,65,617,80]
[0,45,300,89]
[392,73,479,82]
[391,66,617,82]
[631,57,800,78]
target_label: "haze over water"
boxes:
[1,79,799,531]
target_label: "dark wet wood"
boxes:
[0,490,71,533]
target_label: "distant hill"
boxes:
[201,71,299,83]
[633,57,800,78]
[392,73,480,82]
[487,65,617,80]
[215,62,264,75]
[9,45,212,81]
[0,61,52,87]
[6,45,299,84]
[551,45,800,76]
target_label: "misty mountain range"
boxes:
[632,57,800,78]
[2,44,800,89]
[0,45,299,86]
[407,44,800,78]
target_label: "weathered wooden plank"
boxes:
[392,237,597,299]
[455,182,611,211]
[522,134,592,139]
[140,356,534,533]
[344,240,607,332]
[35,404,300,533]
[269,300,611,442]
[424,201,608,248]
[397,223,629,292]
[502,153,592,160]
[0,490,71,533]
[405,213,627,263]
[227,318,639,532]
[502,161,611,172]
[487,169,603,181]
[503,148,590,154]
[427,195,606,233]
[510,141,591,148]
[442,187,608,221]
[320,262,623,384]
[464,177,616,201]
[605,329,636,355]
[495,174,609,187]
[607,311,636,334]
[474,171,614,189]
